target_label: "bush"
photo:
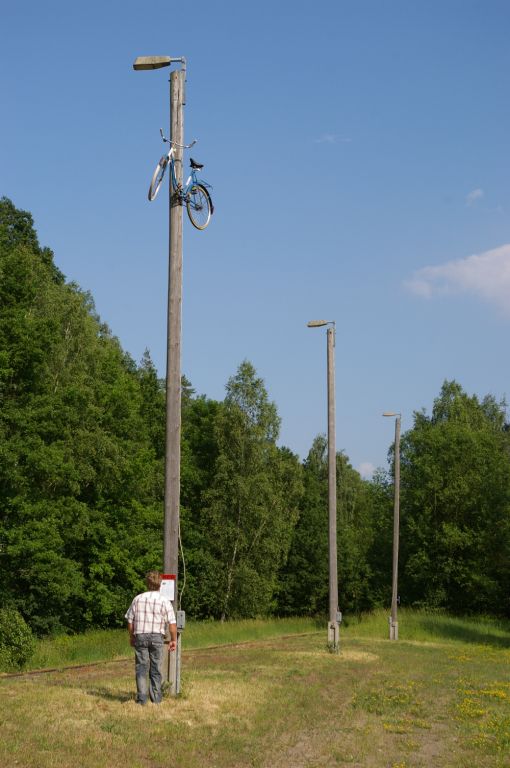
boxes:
[0,608,36,671]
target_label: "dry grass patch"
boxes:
[177,671,271,729]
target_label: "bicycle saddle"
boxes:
[190,158,204,170]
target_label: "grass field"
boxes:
[27,616,324,670]
[1,610,509,767]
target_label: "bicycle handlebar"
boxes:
[159,128,197,149]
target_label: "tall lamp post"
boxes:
[383,411,401,641]
[307,320,339,652]
[133,54,187,694]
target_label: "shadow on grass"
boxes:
[87,687,133,703]
[416,616,510,649]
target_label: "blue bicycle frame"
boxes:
[169,157,213,210]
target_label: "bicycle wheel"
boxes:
[186,184,212,230]
[148,157,168,201]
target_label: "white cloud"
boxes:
[405,243,510,315]
[314,134,352,144]
[358,462,375,479]
[466,188,484,206]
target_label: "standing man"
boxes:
[125,570,177,705]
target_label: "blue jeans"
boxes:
[134,633,165,704]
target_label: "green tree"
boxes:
[179,386,221,618]
[0,199,164,633]
[278,435,375,617]
[365,468,394,607]
[337,452,375,614]
[277,436,329,616]
[199,361,302,620]
[400,381,510,616]
[0,607,36,670]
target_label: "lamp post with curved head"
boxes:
[383,411,401,641]
[307,320,339,651]
[133,54,187,694]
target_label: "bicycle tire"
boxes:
[148,157,168,201]
[186,184,212,230]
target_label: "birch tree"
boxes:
[200,361,302,619]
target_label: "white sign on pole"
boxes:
[160,574,176,601]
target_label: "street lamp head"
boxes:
[133,56,172,70]
[383,411,401,418]
[307,320,333,328]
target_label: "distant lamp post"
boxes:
[307,320,339,652]
[383,411,401,641]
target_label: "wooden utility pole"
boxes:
[307,319,340,651]
[133,53,188,696]
[390,415,401,641]
[163,66,185,694]
[327,326,339,651]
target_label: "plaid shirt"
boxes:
[125,590,176,635]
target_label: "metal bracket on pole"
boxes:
[167,613,185,695]
[167,58,186,103]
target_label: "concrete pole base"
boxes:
[328,621,340,652]
[389,617,399,641]
[167,633,182,695]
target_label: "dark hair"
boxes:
[145,571,162,591]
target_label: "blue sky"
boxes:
[2,0,510,476]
